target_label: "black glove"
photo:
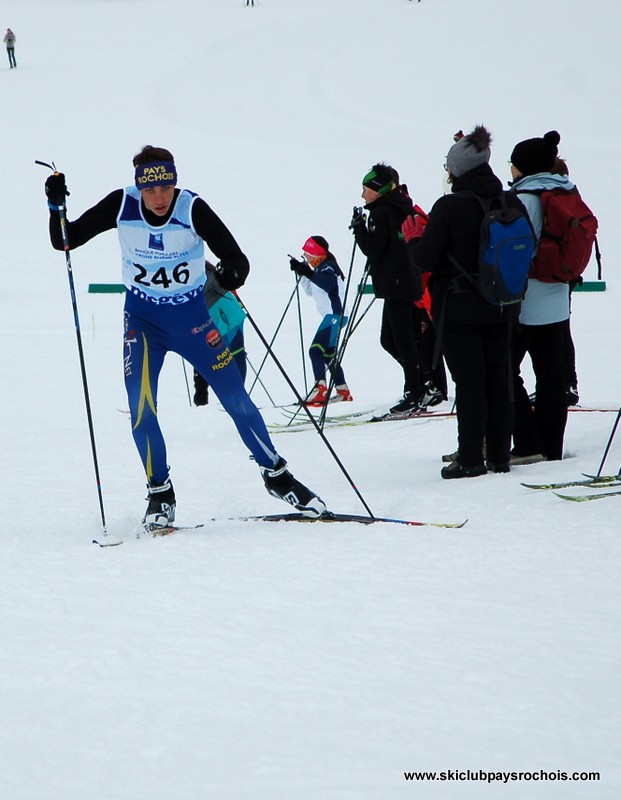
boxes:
[215,258,249,291]
[45,173,70,207]
[289,257,312,278]
[349,206,366,231]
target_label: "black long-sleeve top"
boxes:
[48,188,250,287]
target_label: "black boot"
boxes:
[193,370,209,406]
[143,479,176,531]
[441,460,487,480]
[260,458,326,517]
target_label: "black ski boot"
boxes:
[260,458,326,517]
[419,381,444,409]
[143,478,176,531]
[193,370,209,406]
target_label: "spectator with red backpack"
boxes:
[509,130,597,462]
[350,164,437,414]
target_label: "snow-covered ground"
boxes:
[1,1,619,798]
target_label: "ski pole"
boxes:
[245,354,278,406]
[36,160,108,536]
[247,275,302,396]
[594,235,602,281]
[181,358,193,406]
[293,265,309,395]
[596,406,621,477]
[319,259,371,427]
[233,292,375,518]
[318,238,357,420]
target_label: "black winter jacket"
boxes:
[412,163,528,321]
[353,188,422,301]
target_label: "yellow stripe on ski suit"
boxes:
[132,333,157,479]
[133,332,157,429]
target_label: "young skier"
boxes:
[44,145,326,528]
[289,236,353,406]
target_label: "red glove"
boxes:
[402,212,428,243]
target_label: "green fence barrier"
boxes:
[88,283,125,294]
[574,281,606,292]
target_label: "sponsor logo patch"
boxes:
[206,329,222,348]
[191,318,213,335]
[148,233,164,251]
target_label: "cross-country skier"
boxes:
[44,145,326,529]
[289,236,353,407]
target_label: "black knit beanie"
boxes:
[510,131,561,177]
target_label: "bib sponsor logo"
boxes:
[191,318,214,335]
[211,348,233,371]
[206,329,222,348]
[148,233,164,251]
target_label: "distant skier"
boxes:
[44,145,326,529]
[245,0,255,6]
[289,236,353,407]
[4,28,16,68]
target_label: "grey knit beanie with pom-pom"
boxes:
[445,125,492,178]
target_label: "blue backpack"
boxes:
[448,191,536,306]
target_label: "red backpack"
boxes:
[523,187,598,283]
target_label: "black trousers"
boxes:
[380,297,422,396]
[511,321,568,461]
[441,295,515,468]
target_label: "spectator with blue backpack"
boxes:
[508,130,594,463]
[412,125,534,479]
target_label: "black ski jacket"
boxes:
[412,163,527,320]
[353,188,422,301]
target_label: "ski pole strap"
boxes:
[594,235,602,280]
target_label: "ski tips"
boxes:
[92,537,123,547]
[35,159,56,171]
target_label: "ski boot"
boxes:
[419,381,444,409]
[335,384,353,402]
[260,458,326,517]
[305,380,328,407]
[143,478,176,532]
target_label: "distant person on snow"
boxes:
[289,236,353,407]
[44,145,326,529]
[4,28,16,68]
